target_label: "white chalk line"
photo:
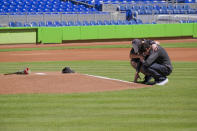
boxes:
[83,74,133,84]
[34,72,47,75]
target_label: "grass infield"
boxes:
[0,60,197,131]
[0,42,197,52]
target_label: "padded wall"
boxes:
[0,23,196,44]
[0,28,36,44]
[38,27,62,43]
[193,23,197,38]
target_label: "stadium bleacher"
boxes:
[0,0,197,27]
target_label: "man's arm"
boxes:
[140,50,159,67]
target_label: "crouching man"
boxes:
[138,42,173,85]
[130,38,160,83]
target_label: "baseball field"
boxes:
[0,38,197,130]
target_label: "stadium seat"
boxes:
[46,21,55,27]
[31,22,38,27]
[68,21,74,26]
[136,19,143,24]
[110,20,118,25]
[89,21,97,25]
[97,20,104,25]
[83,21,90,26]
[103,20,111,25]
[39,21,46,27]
[129,19,137,24]
[54,21,62,26]
[24,23,31,27]
[9,22,16,27]
[75,21,82,26]
[61,21,68,26]
[15,22,23,27]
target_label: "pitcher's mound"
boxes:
[0,72,149,94]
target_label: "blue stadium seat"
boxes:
[9,22,16,27]
[117,20,124,25]
[54,21,62,26]
[187,20,194,23]
[46,21,55,27]
[138,9,145,15]
[136,19,143,24]
[82,21,90,26]
[75,21,82,26]
[39,21,46,27]
[110,20,118,25]
[24,23,31,27]
[89,21,97,25]
[145,9,152,15]
[179,20,187,23]
[15,22,23,27]
[103,20,111,25]
[97,20,104,25]
[61,21,68,26]
[31,22,38,27]
[129,19,137,24]
[68,21,74,26]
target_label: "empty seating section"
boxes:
[120,4,197,15]
[0,0,97,13]
[8,19,145,27]
[0,0,197,27]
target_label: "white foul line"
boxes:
[84,74,133,84]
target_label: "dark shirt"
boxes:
[144,39,156,45]
[130,48,136,55]
[143,45,173,71]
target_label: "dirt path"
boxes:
[0,48,196,62]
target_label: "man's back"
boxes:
[144,46,173,71]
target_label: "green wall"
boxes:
[0,23,196,44]
[0,28,36,44]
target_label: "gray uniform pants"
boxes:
[142,63,172,82]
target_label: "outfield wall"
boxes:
[0,23,196,44]
[0,27,37,44]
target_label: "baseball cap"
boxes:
[132,39,142,54]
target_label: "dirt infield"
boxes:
[0,39,197,94]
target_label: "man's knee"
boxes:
[141,65,151,75]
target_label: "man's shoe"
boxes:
[142,75,152,84]
[156,78,168,86]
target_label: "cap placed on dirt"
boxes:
[62,67,75,74]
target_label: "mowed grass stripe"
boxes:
[0,42,197,52]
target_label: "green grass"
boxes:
[0,60,197,131]
[0,42,197,52]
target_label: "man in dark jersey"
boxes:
[130,39,159,83]
[138,42,173,85]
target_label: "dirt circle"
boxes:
[0,72,149,94]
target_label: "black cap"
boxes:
[132,39,142,54]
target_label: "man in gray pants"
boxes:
[138,42,173,85]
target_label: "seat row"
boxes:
[8,19,145,27]
[0,0,98,13]
[119,4,192,11]
[123,4,197,15]
[179,20,197,23]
